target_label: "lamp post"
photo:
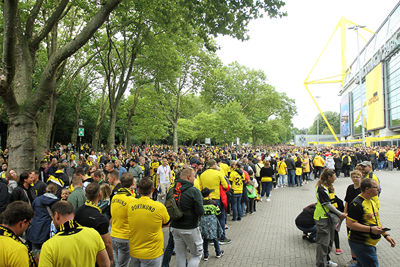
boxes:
[349,25,366,147]
[223,129,226,146]
[315,96,320,147]
[78,119,84,154]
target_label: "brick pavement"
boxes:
[163,170,400,267]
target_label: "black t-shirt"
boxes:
[75,205,109,235]
[34,180,47,196]
[344,184,361,204]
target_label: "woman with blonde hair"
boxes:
[98,183,112,219]
[314,168,347,267]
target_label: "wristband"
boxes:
[384,234,391,238]
[369,226,372,233]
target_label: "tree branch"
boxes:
[30,0,70,52]
[0,0,19,114]
[28,0,122,116]
[25,0,44,40]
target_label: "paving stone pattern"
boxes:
[163,171,400,267]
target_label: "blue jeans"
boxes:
[215,199,226,240]
[295,175,302,186]
[296,225,317,239]
[279,174,287,186]
[111,236,131,267]
[231,193,242,220]
[378,161,385,170]
[288,169,295,186]
[203,239,221,257]
[131,255,162,267]
[261,182,272,198]
[348,240,379,267]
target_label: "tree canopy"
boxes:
[0,0,294,171]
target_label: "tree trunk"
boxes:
[91,82,108,151]
[36,88,58,163]
[107,108,117,149]
[172,121,178,152]
[123,128,128,148]
[71,100,81,145]
[1,0,122,173]
[8,114,37,174]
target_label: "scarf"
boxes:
[84,200,102,213]
[116,187,134,196]
[58,220,82,236]
[0,225,37,267]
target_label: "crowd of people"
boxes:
[0,143,399,266]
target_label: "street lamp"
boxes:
[223,129,226,146]
[349,25,366,147]
[315,96,321,147]
[78,119,84,154]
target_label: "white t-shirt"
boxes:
[157,165,171,184]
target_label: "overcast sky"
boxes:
[216,0,399,130]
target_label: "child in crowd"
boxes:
[60,188,70,201]
[200,188,224,261]
[246,170,258,214]
[343,170,362,266]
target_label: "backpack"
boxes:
[255,163,262,177]
[165,188,183,221]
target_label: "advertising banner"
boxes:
[366,63,384,130]
[340,94,350,137]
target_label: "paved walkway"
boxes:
[164,170,400,267]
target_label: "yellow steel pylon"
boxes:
[304,17,374,144]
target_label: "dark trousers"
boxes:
[247,198,256,213]
[314,166,323,179]
[161,230,174,267]
[343,165,350,177]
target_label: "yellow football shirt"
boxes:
[128,196,170,259]
[110,191,136,239]
[0,236,29,267]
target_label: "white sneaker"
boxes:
[328,260,338,267]
[266,198,271,202]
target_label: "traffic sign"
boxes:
[78,128,84,137]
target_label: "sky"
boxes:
[216,0,400,129]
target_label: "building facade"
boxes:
[340,2,400,146]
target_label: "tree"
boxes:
[155,37,217,152]
[215,101,251,144]
[309,111,340,136]
[202,62,296,144]
[0,0,122,174]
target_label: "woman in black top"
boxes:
[259,160,274,201]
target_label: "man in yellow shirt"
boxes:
[313,153,325,179]
[128,177,170,265]
[110,173,136,267]
[39,201,109,267]
[386,149,395,171]
[229,161,245,220]
[0,201,34,267]
[277,157,288,187]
